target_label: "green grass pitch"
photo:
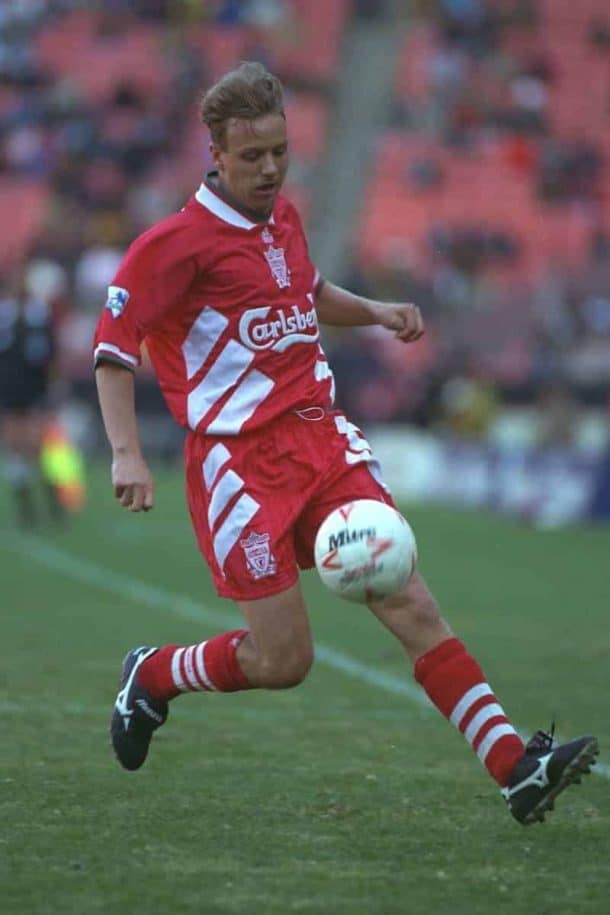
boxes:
[1,462,609,915]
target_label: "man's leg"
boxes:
[111,582,313,769]
[1,413,38,526]
[137,580,313,696]
[368,570,525,785]
[368,570,598,824]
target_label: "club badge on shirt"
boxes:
[105,286,130,318]
[261,228,291,289]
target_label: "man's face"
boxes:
[211,112,289,218]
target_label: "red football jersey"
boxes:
[93,180,335,435]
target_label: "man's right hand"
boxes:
[111,451,155,512]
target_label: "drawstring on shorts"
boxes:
[294,407,326,422]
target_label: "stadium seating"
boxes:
[0,2,348,272]
[358,1,610,279]
[0,180,50,270]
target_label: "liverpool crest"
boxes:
[240,531,277,580]
[264,244,291,289]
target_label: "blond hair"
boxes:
[201,61,285,147]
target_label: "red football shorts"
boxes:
[184,408,396,601]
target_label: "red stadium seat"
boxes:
[358,0,610,277]
[0,181,49,269]
[271,0,349,83]
[36,12,170,103]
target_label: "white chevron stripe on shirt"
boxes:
[207,369,274,435]
[187,339,254,430]
[314,357,336,402]
[182,306,228,380]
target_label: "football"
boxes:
[313,499,417,604]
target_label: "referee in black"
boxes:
[0,271,61,526]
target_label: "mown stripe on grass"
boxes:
[3,532,607,780]
[1,532,429,709]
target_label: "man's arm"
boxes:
[314,281,424,343]
[95,361,154,512]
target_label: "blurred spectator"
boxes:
[409,154,445,190]
[438,0,500,58]
[588,16,610,52]
[0,269,64,526]
[537,139,603,202]
[534,383,579,448]
[590,394,610,518]
[73,245,124,312]
[436,369,498,437]
[428,224,520,274]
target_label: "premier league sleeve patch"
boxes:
[105,285,130,318]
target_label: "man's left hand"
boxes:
[374,302,425,343]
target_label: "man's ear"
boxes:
[210,142,224,173]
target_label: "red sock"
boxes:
[414,637,524,786]
[139,629,253,701]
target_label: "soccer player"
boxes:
[94,62,598,825]
[0,271,63,526]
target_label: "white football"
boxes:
[313,499,417,604]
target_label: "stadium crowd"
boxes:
[0,0,343,378]
[346,0,610,448]
[1,0,609,458]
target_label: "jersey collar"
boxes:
[195,173,276,230]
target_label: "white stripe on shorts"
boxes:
[203,443,231,491]
[208,468,244,529]
[213,492,260,571]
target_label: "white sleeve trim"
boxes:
[94,342,139,367]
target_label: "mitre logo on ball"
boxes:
[327,526,376,550]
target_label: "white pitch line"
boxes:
[2,532,608,780]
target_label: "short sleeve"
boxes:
[93,220,197,370]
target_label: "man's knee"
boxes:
[257,646,314,689]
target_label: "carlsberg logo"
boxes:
[329,528,376,551]
[239,305,319,353]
